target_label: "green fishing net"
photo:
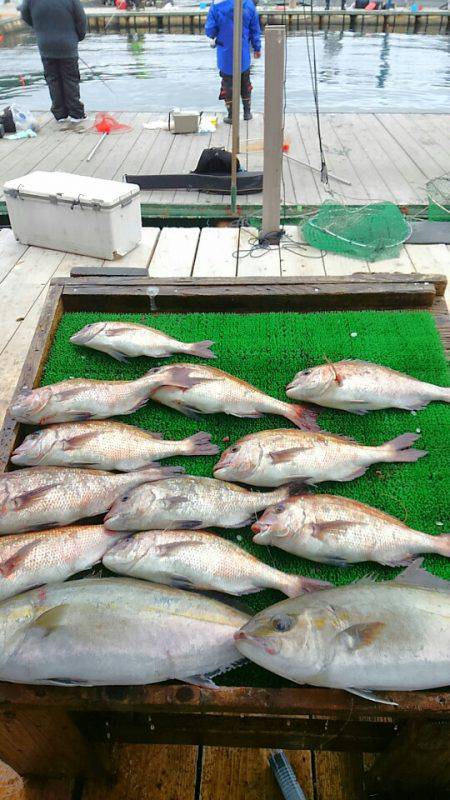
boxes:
[427,175,450,221]
[302,200,411,261]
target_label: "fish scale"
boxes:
[252,494,450,567]
[0,466,182,534]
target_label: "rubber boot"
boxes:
[243,99,252,121]
[224,102,232,125]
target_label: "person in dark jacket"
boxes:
[205,0,261,124]
[20,0,87,123]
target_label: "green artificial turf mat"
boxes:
[42,309,450,687]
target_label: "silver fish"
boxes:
[12,421,218,470]
[105,476,294,531]
[213,429,427,487]
[252,494,450,567]
[287,359,450,414]
[70,320,216,362]
[0,525,126,601]
[103,529,331,596]
[149,364,318,431]
[234,562,450,701]
[0,465,182,534]
[8,365,200,425]
[0,578,249,686]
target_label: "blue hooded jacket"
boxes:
[205,0,262,75]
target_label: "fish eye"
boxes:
[230,446,240,453]
[272,614,295,633]
[122,495,129,501]
[302,369,311,376]
[147,367,161,374]
[274,505,285,514]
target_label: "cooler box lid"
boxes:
[4,171,140,209]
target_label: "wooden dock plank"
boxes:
[149,227,200,277]
[0,228,28,285]
[237,227,281,277]
[328,113,395,203]
[369,246,415,274]
[323,251,370,276]
[193,227,238,277]
[82,744,198,800]
[0,114,446,208]
[0,246,66,357]
[280,225,326,276]
[374,114,444,184]
[314,752,365,800]
[200,747,314,800]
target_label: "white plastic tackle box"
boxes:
[4,171,142,260]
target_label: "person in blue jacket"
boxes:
[205,0,261,124]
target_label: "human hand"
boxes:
[254,51,261,59]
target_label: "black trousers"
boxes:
[219,69,252,103]
[41,57,85,121]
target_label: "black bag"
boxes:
[192,147,240,176]
[0,107,15,134]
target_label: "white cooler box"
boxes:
[4,171,142,260]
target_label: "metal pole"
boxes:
[230,0,243,214]
[260,25,285,242]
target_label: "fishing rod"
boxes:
[79,56,117,97]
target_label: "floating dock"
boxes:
[85,7,450,35]
[0,112,448,220]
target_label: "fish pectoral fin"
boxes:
[10,483,61,511]
[310,521,361,542]
[182,674,219,689]
[62,432,100,450]
[0,540,40,577]
[339,622,385,651]
[270,447,311,465]
[177,520,203,529]
[156,540,204,557]
[345,687,398,707]
[163,495,190,511]
[169,574,197,590]
[30,604,72,636]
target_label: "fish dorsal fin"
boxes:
[394,559,450,593]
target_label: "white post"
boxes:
[231,0,243,213]
[260,25,286,242]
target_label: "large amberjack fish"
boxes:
[70,320,216,362]
[8,365,201,425]
[234,562,450,703]
[252,494,450,567]
[0,525,127,601]
[0,578,249,686]
[103,529,331,596]
[148,364,319,431]
[0,465,182,534]
[105,476,294,531]
[286,359,450,414]
[213,429,427,487]
[12,421,219,471]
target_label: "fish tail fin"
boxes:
[187,340,216,359]
[283,403,319,432]
[434,534,450,558]
[184,431,220,456]
[381,433,428,463]
[282,574,333,597]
